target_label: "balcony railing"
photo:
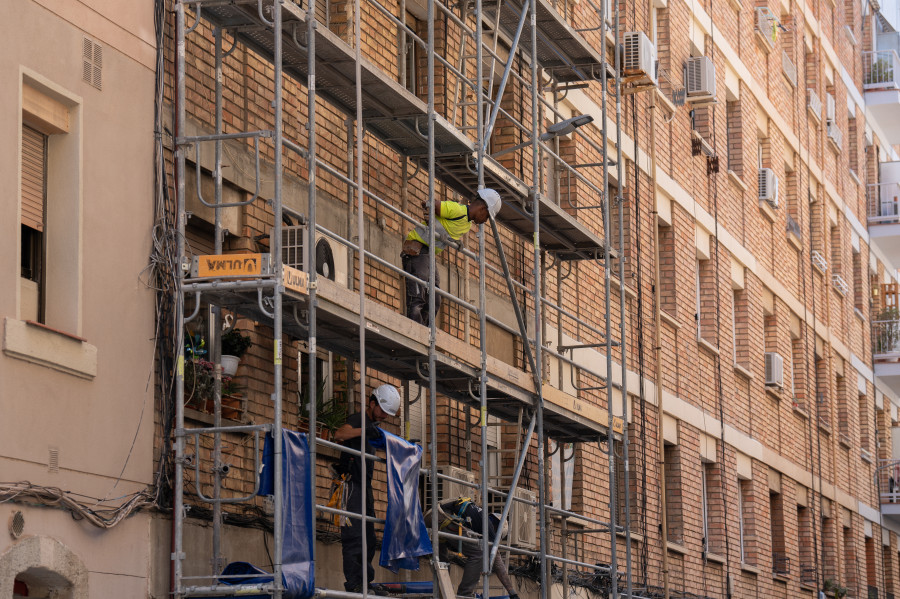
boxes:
[864,50,900,90]
[868,182,900,224]
[874,319,900,357]
[800,566,818,586]
[870,585,880,599]
[877,460,900,504]
[773,552,791,575]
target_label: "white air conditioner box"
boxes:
[686,56,716,100]
[765,352,784,388]
[509,488,538,550]
[758,168,779,208]
[623,31,658,86]
[825,92,836,122]
[282,225,349,285]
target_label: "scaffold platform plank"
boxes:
[196,2,606,260]
[481,0,608,82]
[188,272,614,442]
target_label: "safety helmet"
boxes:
[477,188,502,219]
[372,384,401,416]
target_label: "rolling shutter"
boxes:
[21,125,46,232]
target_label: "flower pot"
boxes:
[222,395,242,420]
[221,354,241,376]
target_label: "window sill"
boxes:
[759,200,777,223]
[854,307,866,323]
[792,402,809,419]
[800,581,818,592]
[839,434,852,449]
[773,573,791,583]
[740,563,759,575]
[819,422,832,436]
[185,407,245,427]
[733,363,754,380]
[616,530,645,543]
[660,310,680,329]
[655,87,677,115]
[666,541,688,555]
[727,170,748,192]
[2,318,97,379]
[787,230,803,251]
[704,551,726,564]
[765,386,783,401]
[698,336,720,356]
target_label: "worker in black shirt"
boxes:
[333,384,401,594]
[437,497,520,599]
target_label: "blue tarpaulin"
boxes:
[257,430,315,599]
[378,430,433,572]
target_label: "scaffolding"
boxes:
[169,0,634,595]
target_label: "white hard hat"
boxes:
[478,188,502,219]
[372,384,401,416]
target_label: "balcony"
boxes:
[863,50,900,144]
[877,460,900,523]
[868,171,900,266]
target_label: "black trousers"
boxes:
[341,479,376,591]
[402,251,441,326]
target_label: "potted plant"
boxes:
[221,328,253,376]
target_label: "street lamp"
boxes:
[490,114,594,159]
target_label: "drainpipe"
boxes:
[649,86,671,599]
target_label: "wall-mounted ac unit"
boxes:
[758,168,779,208]
[755,7,777,50]
[509,488,538,550]
[685,56,716,100]
[765,352,784,388]
[426,466,478,507]
[807,89,823,122]
[282,226,349,285]
[623,31,658,86]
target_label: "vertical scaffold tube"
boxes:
[173,4,187,597]
[272,2,285,597]
[307,0,319,577]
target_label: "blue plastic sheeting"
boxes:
[379,430,434,572]
[258,430,315,599]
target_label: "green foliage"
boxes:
[221,328,253,358]
[299,377,349,439]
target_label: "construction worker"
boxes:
[333,384,401,594]
[436,496,520,599]
[401,189,502,326]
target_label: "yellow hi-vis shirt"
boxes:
[405,201,472,252]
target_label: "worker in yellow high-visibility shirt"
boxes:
[401,189,501,326]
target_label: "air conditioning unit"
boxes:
[623,31,658,86]
[825,93,836,122]
[765,352,784,388]
[755,7,777,50]
[423,466,478,508]
[685,56,716,100]
[509,488,538,550]
[758,168,779,208]
[282,226,349,285]
[807,89,823,122]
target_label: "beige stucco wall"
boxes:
[0,0,156,595]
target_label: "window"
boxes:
[18,80,78,333]
[844,523,858,592]
[696,257,715,341]
[831,223,843,277]
[848,116,859,175]
[738,478,752,564]
[733,289,750,369]
[702,462,724,555]
[726,99,742,176]
[664,443,684,544]
[822,502,837,580]
[658,223,677,316]
[816,353,831,430]
[20,125,47,323]
[771,490,788,575]
[613,434,636,526]
[785,167,799,221]
[836,369,849,439]
[866,535,878,596]
[798,502,815,585]
[853,248,864,311]
[791,335,805,407]
[859,382,871,451]
[550,440,575,510]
